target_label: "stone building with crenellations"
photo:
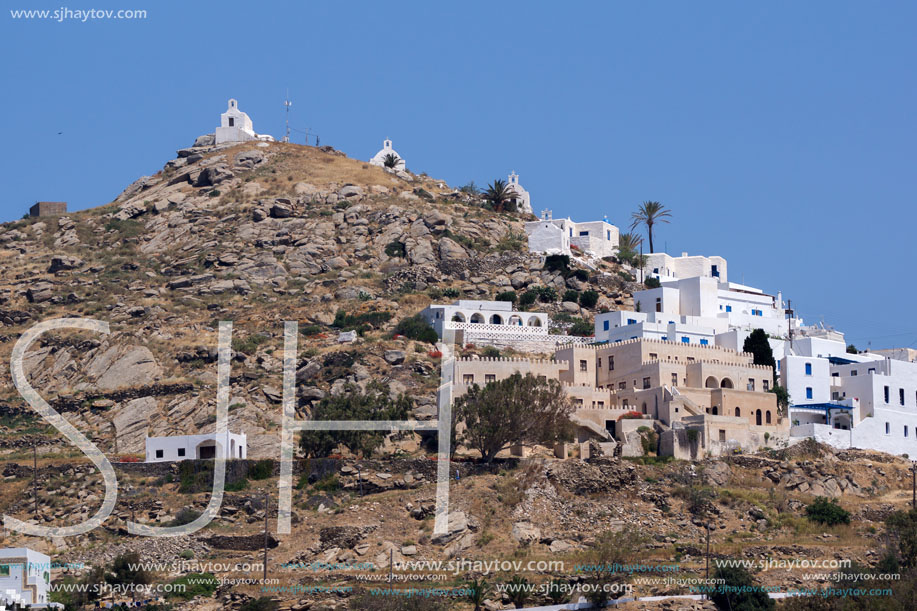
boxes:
[449,338,787,459]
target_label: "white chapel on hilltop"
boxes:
[506,171,533,215]
[369,139,407,171]
[215,98,274,145]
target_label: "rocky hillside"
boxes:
[0,140,635,458]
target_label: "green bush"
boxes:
[442,287,460,298]
[301,324,323,336]
[247,459,273,480]
[240,597,280,611]
[579,290,599,308]
[393,314,439,343]
[519,289,538,307]
[544,254,571,274]
[168,573,219,600]
[710,564,774,611]
[313,473,340,493]
[805,497,850,525]
[569,318,594,337]
[495,290,517,303]
[333,310,392,334]
[481,346,501,358]
[537,286,557,303]
[384,241,406,258]
[644,276,661,289]
[169,507,201,527]
[572,269,589,282]
[563,289,579,303]
[232,333,271,355]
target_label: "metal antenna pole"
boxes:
[283,91,292,143]
[263,491,269,583]
[33,445,38,517]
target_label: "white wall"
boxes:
[0,548,51,606]
[783,355,832,406]
[146,432,247,462]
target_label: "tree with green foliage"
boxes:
[299,381,412,457]
[393,314,439,343]
[579,529,647,607]
[569,318,594,337]
[466,577,490,611]
[483,179,517,213]
[644,276,661,289]
[847,344,859,354]
[629,201,671,253]
[887,508,917,568]
[453,373,574,462]
[805,497,851,526]
[743,328,777,383]
[537,286,557,302]
[382,153,401,169]
[710,564,775,611]
[616,232,644,265]
[518,289,539,308]
[579,290,599,308]
[769,384,790,413]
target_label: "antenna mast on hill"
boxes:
[283,90,292,143]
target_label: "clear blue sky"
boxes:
[2,1,915,349]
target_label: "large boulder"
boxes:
[87,345,163,390]
[438,238,468,263]
[48,255,83,273]
[233,150,265,169]
[192,133,215,148]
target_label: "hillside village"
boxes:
[1,98,916,610]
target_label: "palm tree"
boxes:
[629,201,671,253]
[483,179,517,213]
[616,232,643,267]
[617,232,643,254]
[466,577,489,611]
[382,153,400,169]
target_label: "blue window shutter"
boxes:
[603,320,609,331]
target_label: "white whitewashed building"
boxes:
[215,98,274,145]
[145,431,247,462]
[0,548,53,608]
[505,171,533,215]
[524,212,619,258]
[369,139,407,171]
[421,300,548,338]
[645,252,727,283]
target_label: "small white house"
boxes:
[145,431,247,462]
[0,548,53,608]
[215,98,274,145]
[524,212,619,258]
[420,300,548,339]
[505,171,533,215]
[369,139,406,171]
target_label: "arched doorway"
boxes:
[451,312,465,322]
[527,316,542,327]
[711,406,718,415]
[755,409,762,426]
[196,440,219,460]
[734,407,741,417]
[705,376,718,388]
[490,314,503,324]
[720,378,734,389]
[508,315,522,326]
[766,411,772,424]
[470,313,485,324]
